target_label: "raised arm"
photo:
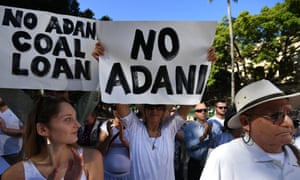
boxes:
[116,104,131,118]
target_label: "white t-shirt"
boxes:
[208,115,224,127]
[23,160,87,180]
[122,111,184,180]
[0,108,23,155]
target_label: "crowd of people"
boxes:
[0,41,299,180]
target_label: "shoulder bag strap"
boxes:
[287,144,300,166]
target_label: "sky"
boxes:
[77,0,284,22]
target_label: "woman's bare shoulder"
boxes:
[1,161,25,180]
[83,147,103,162]
[82,148,104,179]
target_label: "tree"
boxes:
[209,0,238,104]
[80,8,95,19]
[0,0,87,17]
[210,0,300,98]
[235,1,299,87]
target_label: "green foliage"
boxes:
[209,0,300,99]
[0,0,76,15]
[80,8,95,19]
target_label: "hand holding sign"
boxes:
[92,41,105,60]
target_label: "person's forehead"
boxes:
[58,102,75,114]
[252,99,289,112]
[216,102,226,106]
[195,103,206,109]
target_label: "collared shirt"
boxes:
[295,136,300,150]
[200,138,300,180]
[184,121,210,161]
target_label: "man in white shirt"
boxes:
[201,79,300,180]
[207,100,228,149]
[208,100,227,128]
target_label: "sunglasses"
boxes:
[254,110,300,125]
[144,105,165,111]
[217,106,228,110]
[195,109,207,113]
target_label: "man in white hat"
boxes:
[200,79,300,180]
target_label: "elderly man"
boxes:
[200,79,300,180]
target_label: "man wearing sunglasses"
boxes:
[183,103,213,180]
[200,79,300,180]
[207,100,227,129]
[206,100,228,150]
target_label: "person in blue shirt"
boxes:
[183,102,212,180]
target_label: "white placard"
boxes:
[0,5,99,91]
[97,21,216,105]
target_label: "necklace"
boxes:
[146,126,161,150]
[152,137,157,150]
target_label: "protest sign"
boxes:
[97,21,216,105]
[0,5,99,91]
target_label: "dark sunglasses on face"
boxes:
[217,106,228,110]
[257,110,300,126]
[144,105,165,111]
[195,109,207,113]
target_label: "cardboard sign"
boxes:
[97,21,216,105]
[0,5,99,91]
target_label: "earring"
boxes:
[241,131,251,144]
[47,137,51,145]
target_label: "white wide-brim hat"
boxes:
[227,79,300,129]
